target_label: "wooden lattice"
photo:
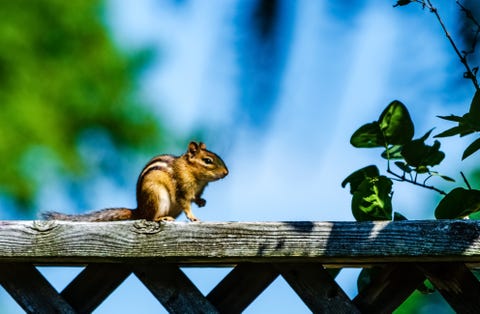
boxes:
[0,220,480,313]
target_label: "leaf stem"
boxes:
[461,171,472,189]
[387,168,447,195]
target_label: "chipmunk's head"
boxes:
[186,141,229,181]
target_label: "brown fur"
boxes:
[42,141,228,222]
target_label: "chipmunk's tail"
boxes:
[41,208,134,222]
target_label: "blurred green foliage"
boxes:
[0,0,163,208]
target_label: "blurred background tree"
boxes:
[0,0,167,213]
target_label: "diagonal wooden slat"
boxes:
[207,263,279,313]
[61,263,132,313]
[0,263,75,314]
[134,264,219,314]
[353,264,425,313]
[417,262,480,313]
[277,263,360,314]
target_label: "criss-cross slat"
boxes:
[353,264,426,313]
[134,264,218,314]
[417,262,480,313]
[277,263,360,313]
[0,220,479,313]
[207,263,279,313]
[61,263,132,313]
[0,263,75,314]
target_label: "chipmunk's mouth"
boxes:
[221,168,229,178]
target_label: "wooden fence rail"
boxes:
[0,220,479,313]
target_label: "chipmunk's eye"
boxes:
[202,157,213,165]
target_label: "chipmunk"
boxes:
[42,141,228,222]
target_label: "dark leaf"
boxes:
[434,125,470,138]
[437,115,464,122]
[462,137,480,159]
[394,161,412,173]
[469,89,480,121]
[393,0,412,7]
[350,122,384,148]
[393,212,408,221]
[351,176,393,221]
[435,187,480,219]
[419,128,434,141]
[401,138,445,168]
[439,175,455,182]
[428,171,455,182]
[342,165,380,194]
[378,100,414,145]
[460,112,480,134]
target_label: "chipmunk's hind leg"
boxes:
[153,185,174,221]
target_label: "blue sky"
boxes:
[1,0,476,312]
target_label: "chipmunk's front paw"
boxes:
[194,198,206,207]
[187,215,200,222]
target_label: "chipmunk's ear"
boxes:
[199,142,206,150]
[188,141,200,157]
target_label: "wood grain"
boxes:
[0,220,479,264]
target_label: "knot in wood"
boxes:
[132,220,164,234]
[30,220,58,232]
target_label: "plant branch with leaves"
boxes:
[343,1,480,224]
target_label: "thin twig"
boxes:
[457,1,480,59]
[422,0,480,90]
[461,171,472,189]
[387,168,447,195]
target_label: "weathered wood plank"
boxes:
[207,263,279,313]
[61,264,132,313]
[353,264,425,313]
[0,263,75,314]
[417,262,480,313]
[134,264,219,314]
[277,263,360,313]
[0,220,479,264]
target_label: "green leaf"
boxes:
[439,175,455,182]
[350,122,384,148]
[435,126,469,138]
[462,137,480,160]
[401,138,445,168]
[381,145,403,160]
[419,128,434,141]
[417,281,435,294]
[378,100,414,145]
[394,161,412,173]
[435,187,480,219]
[351,176,393,221]
[342,165,380,194]
[437,115,464,122]
[469,89,480,121]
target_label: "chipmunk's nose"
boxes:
[222,168,229,177]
